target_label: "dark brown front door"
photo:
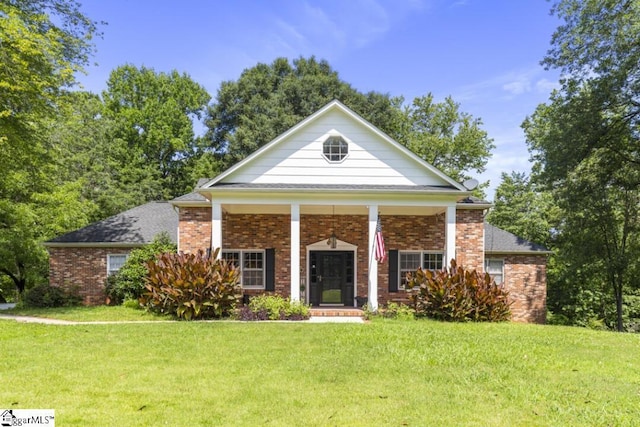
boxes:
[309,251,354,306]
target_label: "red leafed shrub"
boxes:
[140,249,241,320]
[407,259,512,322]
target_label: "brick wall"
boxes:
[455,209,484,271]
[178,207,211,252]
[501,254,547,323]
[224,214,291,297]
[48,247,132,305]
[52,206,547,323]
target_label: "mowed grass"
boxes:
[1,315,639,426]
[3,305,168,322]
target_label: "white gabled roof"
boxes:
[201,100,467,192]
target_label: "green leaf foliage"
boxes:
[239,295,311,321]
[141,249,241,320]
[407,260,512,322]
[105,232,176,305]
[397,93,495,187]
[102,64,212,204]
[0,1,99,295]
[24,284,81,308]
[486,171,558,249]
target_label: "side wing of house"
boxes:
[44,202,178,305]
[484,223,550,323]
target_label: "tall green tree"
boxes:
[0,0,99,149]
[397,94,495,185]
[525,86,640,331]
[203,56,405,171]
[101,65,211,206]
[486,171,557,249]
[544,0,640,140]
[526,0,640,331]
[0,0,99,295]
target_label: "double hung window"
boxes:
[107,254,128,276]
[398,251,444,290]
[222,250,265,289]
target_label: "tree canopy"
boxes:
[102,64,211,207]
[0,0,100,295]
[397,94,495,185]
[518,0,640,331]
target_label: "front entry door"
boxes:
[309,251,354,306]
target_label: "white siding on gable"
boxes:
[222,109,451,186]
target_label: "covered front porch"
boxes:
[207,195,459,311]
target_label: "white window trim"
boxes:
[485,258,505,284]
[222,249,266,289]
[107,254,128,276]
[322,135,349,163]
[398,250,444,290]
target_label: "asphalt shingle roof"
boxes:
[484,223,549,253]
[46,201,178,245]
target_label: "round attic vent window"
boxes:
[323,136,348,162]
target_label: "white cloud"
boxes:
[502,79,532,95]
[535,78,560,93]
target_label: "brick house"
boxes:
[45,100,549,322]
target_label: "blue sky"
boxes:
[76,0,562,199]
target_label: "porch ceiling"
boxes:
[222,204,446,216]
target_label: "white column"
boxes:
[446,204,456,265]
[290,204,300,302]
[212,201,222,259]
[368,205,379,311]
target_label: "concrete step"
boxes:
[309,307,364,317]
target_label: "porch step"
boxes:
[309,308,364,318]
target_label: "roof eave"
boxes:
[44,242,147,248]
[485,250,553,256]
[198,187,470,197]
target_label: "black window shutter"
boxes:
[265,248,275,291]
[388,250,399,292]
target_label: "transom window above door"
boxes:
[322,136,348,162]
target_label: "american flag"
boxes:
[374,216,386,263]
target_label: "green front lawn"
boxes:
[2,305,168,322]
[1,315,639,426]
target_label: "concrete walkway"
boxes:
[0,313,364,325]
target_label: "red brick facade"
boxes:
[48,246,133,305]
[500,254,547,323]
[455,209,484,271]
[179,207,211,252]
[48,206,547,323]
[173,207,547,323]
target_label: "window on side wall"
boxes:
[398,251,444,290]
[107,254,128,276]
[222,250,265,289]
[484,259,504,284]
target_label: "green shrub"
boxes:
[24,284,80,308]
[240,295,311,320]
[105,232,176,304]
[381,302,415,321]
[122,298,142,309]
[140,249,241,320]
[407,259,512,322]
